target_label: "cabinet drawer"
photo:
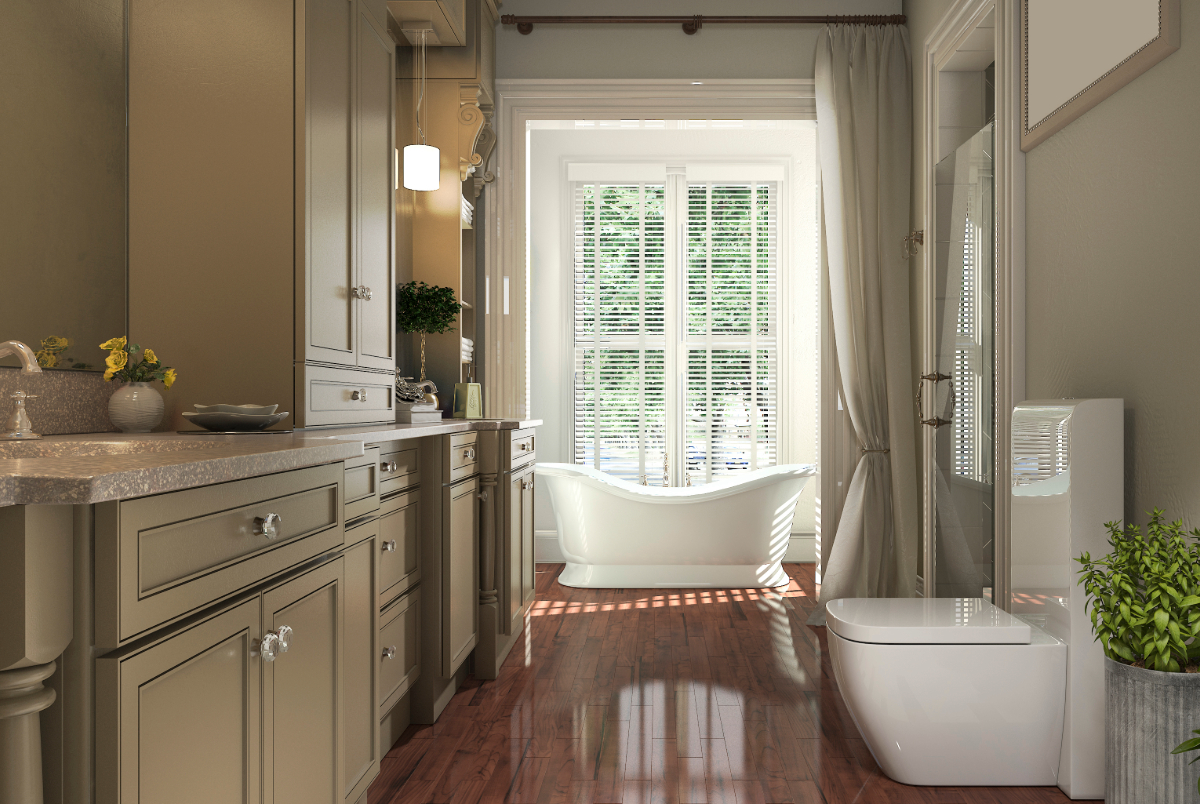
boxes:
[300,364,395,427]
[96,463,344,648]
[510,429,536,468]
[377,445,419,496]
[379,588,420,712]
[378,491,420,605]
[345,448,381,522]
[446,432,478,483]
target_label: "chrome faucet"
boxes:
[0,341,42,374]
[0,341,43,440]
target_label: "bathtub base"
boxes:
[558,561,790,589]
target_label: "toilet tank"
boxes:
[1010,398,1122,801]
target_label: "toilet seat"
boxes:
[826,597,1031,644]
[825,598,1066,787]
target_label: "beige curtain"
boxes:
[811,24,918,619]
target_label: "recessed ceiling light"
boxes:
[691,81,703,85]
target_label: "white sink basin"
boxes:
[0,439,230,459]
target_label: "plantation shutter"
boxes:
[571,169,781,486]
[684,181,780,482]
[572,182,667,482]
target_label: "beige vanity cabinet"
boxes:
[475,427,536,679]
[127,0,397,430]
[96,558,346,804]
[410,433,479,722]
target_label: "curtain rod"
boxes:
[500,14,907,35]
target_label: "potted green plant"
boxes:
[395,281,460,383]
[1077,510,1200,803]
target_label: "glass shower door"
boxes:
[927,122,995,600]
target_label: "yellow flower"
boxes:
[99,336,127,352]
[143,348,158,365]
[35,350,58,368]
[162,368,177,389]
[103,366,117,382]
[41,336,69,352]
[105,350,128,371]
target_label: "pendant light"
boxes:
[403,28,440,192]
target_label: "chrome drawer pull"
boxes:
[254,512,283,540]
[382,539,397,553]
[382,645,397,660]
[260,625,293,662]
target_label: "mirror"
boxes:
[932,120,995,599]
[1,1,126,372]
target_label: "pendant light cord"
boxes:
[414,29,428,146]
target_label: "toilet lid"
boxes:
[825,598,1032,644]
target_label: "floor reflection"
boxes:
[368,564,1093,804]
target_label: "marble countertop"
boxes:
[0,418,542,506]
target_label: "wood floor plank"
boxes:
[368,564,1099,804]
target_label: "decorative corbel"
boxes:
[471,108,497,200]
[458,83,487,183]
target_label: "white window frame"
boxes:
[562,161,791,485]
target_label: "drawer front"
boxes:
[98,462,344,648]
[377,446,419,496]
[446,432,478,483]
[300,364,395,427]
[377,491,420,605]
[345,448,381,521]
[510,429,536,468]
[379,588,420,712]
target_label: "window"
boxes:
[571,172,780,485]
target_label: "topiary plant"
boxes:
[1076,509,1200,672]
[396,281,460,381]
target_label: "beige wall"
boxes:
[906,0,1198,527]
[0,0,126,373]
[497,0,901,80]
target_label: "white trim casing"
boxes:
[489,79,817,421]
[920,2,1025,607]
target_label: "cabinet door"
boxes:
[343,531,380,803]
[504,468,526,632]
[96,598,262,804]
[263,559,344,804]
[354,3,396,371]
[303,0,356,367]
[442,476,479,676]
[521,469,536,607]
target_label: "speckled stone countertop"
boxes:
[0,418,542,506]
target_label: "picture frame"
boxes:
[1020,0,1179,151]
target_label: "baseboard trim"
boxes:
[535,531,818,564]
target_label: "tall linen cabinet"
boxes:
[128,0,397,429]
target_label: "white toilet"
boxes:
[826,597,1066,787]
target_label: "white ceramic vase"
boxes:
[108,382,164,433]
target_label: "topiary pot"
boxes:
[1106,657,1200,803]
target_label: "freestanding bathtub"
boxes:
[535,463,816,588]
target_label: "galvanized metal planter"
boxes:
[1106,657,1200,803]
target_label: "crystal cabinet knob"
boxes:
[260,626,292,662]
[464,447,475,460]
[382,461,398,473]
[254,513,283,540]
[382,539,397,553]
[382,646,397,660]
[350,388,368,402]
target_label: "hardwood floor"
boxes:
[368,563,1096,804]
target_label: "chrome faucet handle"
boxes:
[1,391,41,441]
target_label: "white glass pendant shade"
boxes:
[403,144,440,191]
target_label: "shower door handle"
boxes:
[917,372,954,428]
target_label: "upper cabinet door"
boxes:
[355,6,396,371]
[303,0,357,367]
[262,559,345,804]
